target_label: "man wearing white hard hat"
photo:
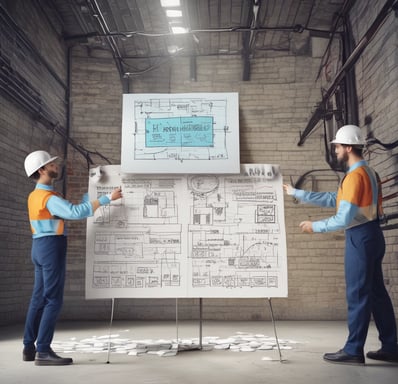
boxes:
[284,125,398,365]
[22,150,123,366]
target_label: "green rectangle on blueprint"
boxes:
[145,116,214,147]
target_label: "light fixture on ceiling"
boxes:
[167,45,184,54]
[166,9,182,17]
[161,0,188,35]
[171,26,189,34]
[160,0,180,7]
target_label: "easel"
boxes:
[175,298,202,351]
[267,297,284,362]
[106,297,284,363]
[106,298,115,364]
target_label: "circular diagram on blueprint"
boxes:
[188,175,219,195]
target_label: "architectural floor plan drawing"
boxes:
[85,165,287,299]
[121,93,240,174]
[186,169,285,297]
[86,169,188,298]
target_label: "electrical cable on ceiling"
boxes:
[64,24,339,41]
[121,50,183,76]
[86,0,125,78]
[298,0,397,146]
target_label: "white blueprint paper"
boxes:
[85,164,287,299]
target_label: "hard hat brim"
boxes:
[41,156,59,168]
[330,139,365,145]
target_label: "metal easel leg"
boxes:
[175,298,202,352]
[106,298,115,364]
[267,298,284,362]
[175,298,179,345]
[199,298,203,350]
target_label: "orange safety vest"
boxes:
[336,165,381,228]
[28,188,65,237]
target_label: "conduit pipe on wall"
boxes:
[0,4,68,91]
[0,52,98,170]
[86,0,125,81]
[297,0,397,146]
[0,3,112,177]
[0,49,96,169]
[0,56,42,114]
[61,46,72,196]
[341,15,359,127]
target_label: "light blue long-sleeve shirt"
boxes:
[47,190,94,220]
[29,184,110,238]
[293,189,358,232]
[292,160,379,233]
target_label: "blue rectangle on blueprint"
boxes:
[145,116,214,147]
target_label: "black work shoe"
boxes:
[34,349,73,366]
[323,349,365,365]
[23,347,36,361]
[366,349,398,363]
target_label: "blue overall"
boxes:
[23,183,109,353]
[344,220,397,356]
[23,236,67,353]
[293,160,397,357]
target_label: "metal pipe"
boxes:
[341,14,359,125]
[62,45,73,196]
[298,0,397,146]
[0,4,68,90]
[87,0,125,79]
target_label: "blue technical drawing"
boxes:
[145,116,214,147]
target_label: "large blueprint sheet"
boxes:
[121,93,240,174]
[85,165,287,299]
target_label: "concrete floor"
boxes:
[1,320,397,384]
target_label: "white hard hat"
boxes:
[330,125,365,145]
[24,150,58,177]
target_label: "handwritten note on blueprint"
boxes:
[85,164,288,299]
[121,93,240,174]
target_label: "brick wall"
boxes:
[0,1,67,325]
[0,0,397,325]
[62,46,350,321]
[351,0,398,308]
[62,1,398,321]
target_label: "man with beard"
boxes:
[22,150,122,365]
[283,125,398,365]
